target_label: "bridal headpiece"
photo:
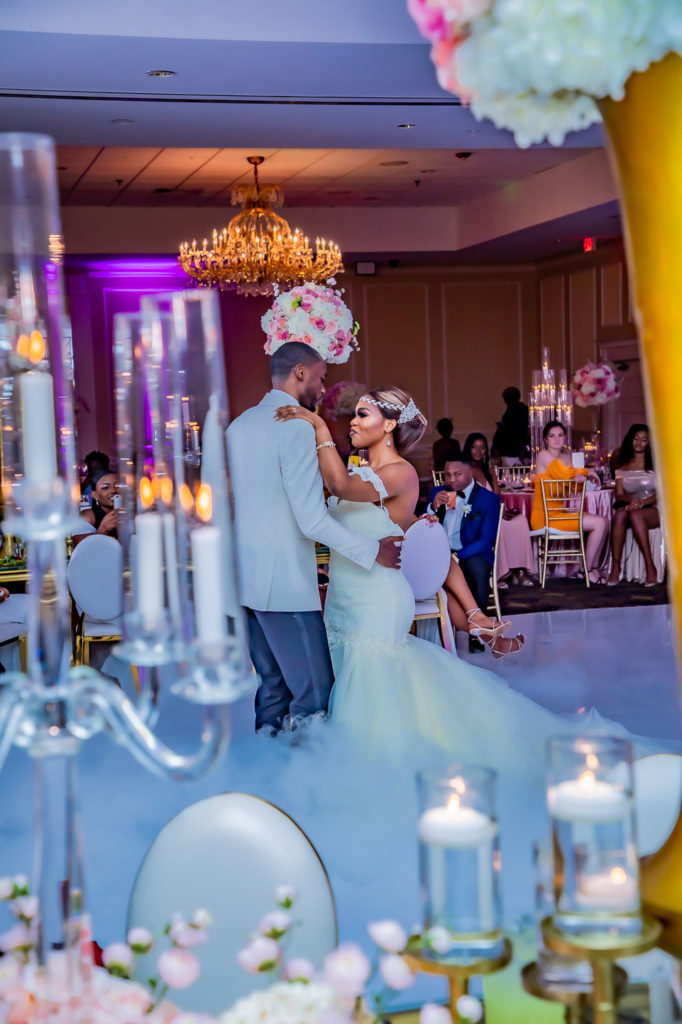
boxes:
[262,281,360,365]
[362,395,422,424]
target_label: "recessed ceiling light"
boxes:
[380,160,408,166]
[397,123,416,129]
[420,169,436,173]
[146,69,177,77]
[110,118,134,125]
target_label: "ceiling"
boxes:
[57,145,590,208]
[0,0,614,261]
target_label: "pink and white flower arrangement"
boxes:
[571,362,620,408]
[226,887,482,1024]
[261,283,360,364]
[406,0,682,147]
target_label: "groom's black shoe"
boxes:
[468,635,485,654]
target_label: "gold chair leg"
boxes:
[131,665,141,694]
[83,637,90,666]
[19,634,28,674]
[541,534,548,588]
[581,533,590,588]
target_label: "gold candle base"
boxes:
[403,937,512,1017]
[522,961,628,1024]
[541,916,661,1024]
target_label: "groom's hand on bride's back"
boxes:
[376,536,403,570]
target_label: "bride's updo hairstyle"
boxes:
[366,385,427,455]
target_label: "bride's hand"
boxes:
[274,405,323,429]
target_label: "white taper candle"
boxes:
[135,513,163,620]
[191,525,226,644]
[20,371,57,485]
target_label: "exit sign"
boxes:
[583,237,596,252]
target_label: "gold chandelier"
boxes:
[178,156,344,297]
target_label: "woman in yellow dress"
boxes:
[531,420,609,583]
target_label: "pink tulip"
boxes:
[236,936,280,974]
[157,948,201,989]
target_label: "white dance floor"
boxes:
[0,604,679,983]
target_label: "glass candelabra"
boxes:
[529,348,573,460]
[0,133,252,1022]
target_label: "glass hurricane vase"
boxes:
[598,51,682,955]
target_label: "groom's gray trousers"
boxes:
[246,608,335,730]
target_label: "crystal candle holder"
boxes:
[417,765,503,960]
[0,133,80,540]
[532,839,592,986]
[547,736,641,939]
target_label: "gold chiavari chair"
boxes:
[432,470,445,487]
[538,478,589,587]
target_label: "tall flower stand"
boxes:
[598,51,682,956]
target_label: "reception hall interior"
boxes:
[1,2,682,1023]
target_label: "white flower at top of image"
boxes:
[220,981,350,1024]
[170,913,208,949]
[421,1003,453,1024]
[157,947,201,990]
[456,994,484,1022]
[284,957,316,983]
[425,925,453,956]
[102,942,135,978]
[275,885,297,908]
[367,919,408,954]
[257,910,292,939]
[191,908,213,930]
[378,954,416,991]
[236,936,281,974]
[322,943,371,1000]
[126,927,154,954]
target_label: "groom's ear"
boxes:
[293,362,306,381]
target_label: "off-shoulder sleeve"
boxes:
[348,465,388,504]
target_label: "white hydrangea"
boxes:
[220,981,351,1024]
[415,0,682,146]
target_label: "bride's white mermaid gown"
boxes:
[325,496,620,772]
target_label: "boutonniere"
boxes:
[462,504,473,517]
[463,505,481,520]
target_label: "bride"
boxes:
[274,385,597,769]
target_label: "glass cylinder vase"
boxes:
[113,291,254,703]
[546,736,641,940]
[0,133,79,541]
[417,765,503,960]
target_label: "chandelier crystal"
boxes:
[178,156,344,297]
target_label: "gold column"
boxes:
[598,52,682,955]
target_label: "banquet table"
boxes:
[501,487,615,574]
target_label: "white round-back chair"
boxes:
[402,518,455,652]
[67,534,123,664]
[127,793,337,1015]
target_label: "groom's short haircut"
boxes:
[445,454,474,468]
[270,341,325,382]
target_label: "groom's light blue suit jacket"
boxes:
[227,389,378,613]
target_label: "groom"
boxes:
[228,341,402,734]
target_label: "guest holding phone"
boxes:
[74,470,120,543]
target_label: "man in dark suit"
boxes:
[428,456,501,652]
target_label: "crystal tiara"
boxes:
[362,395,421,424]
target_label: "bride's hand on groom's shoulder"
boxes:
[419,513,439,526]
[274,405,322,429]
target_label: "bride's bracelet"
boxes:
[316,440,336,451]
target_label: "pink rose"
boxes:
[407,0,449,43]
[301,299,312,311]
[257,910,291,939]
[314,318,326,331]
[284,957,315,982]
[157,948,201,989]
[432,36,472,100]
[236,936,280,974]
[378,954,416,991]
[323,944,371,1000]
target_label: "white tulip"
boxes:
[367,919,407,954]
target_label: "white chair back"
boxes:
[402,518,451,600]
[67,535,122,622]
[127,793,337,1015]
[634,754,682,856]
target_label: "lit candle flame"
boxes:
[451,776,466,794]
[28,330,45,363]
[179,483,194,514]
[16,334,30,359]
[610,867,628,886]
[139,476,154,510]
[196,483,212,523]
[159,477,173,506]
[447,794,460,811]
[578,770,595,788]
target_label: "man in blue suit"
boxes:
[428,456,501,652]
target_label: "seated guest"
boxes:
[463,432,535,589]
[428,456,504,652]
[80,450,111,508]
[75,470,119,541]
[607,423,659,586]
[432,417,461,471]
[531,420,608,583]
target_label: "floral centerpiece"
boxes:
[570,362,620,408]
[222,887,482,1024]
[261,282,360,364]
[406,0,682,147]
